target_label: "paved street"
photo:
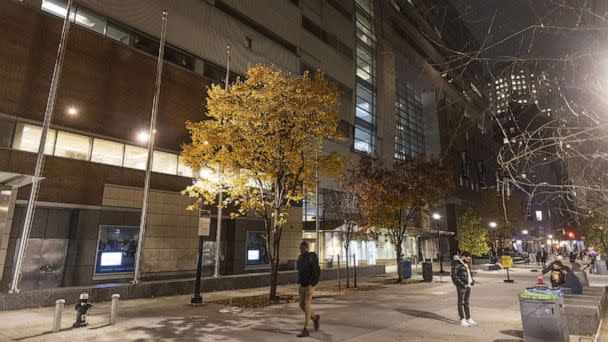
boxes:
[3,264,599,342]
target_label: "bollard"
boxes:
[52,299,65,332]
[109,294,120,325]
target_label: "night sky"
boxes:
[451,0,608,68]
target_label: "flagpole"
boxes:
[132,10,168,285]
[9,0,74,294]
[213,43,231,279]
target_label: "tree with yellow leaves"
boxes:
[181,65,341,300]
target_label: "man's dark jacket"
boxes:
[298,252,321,287]
[451,258,474,288]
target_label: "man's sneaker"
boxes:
[466,318,478,326]
[312,315,320,331]
[460,318,471,327]
[297,328,310,337]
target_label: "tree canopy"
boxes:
[181,65,342,298]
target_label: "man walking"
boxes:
[451,251,478,327]
[297,241,321,337]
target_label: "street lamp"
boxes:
[489,221,497,262]
[522,230,529,253]
[432,213,444,273]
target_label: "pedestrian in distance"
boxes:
[536,251,542,266]
[451,251,478,327]
[296,241,321,337]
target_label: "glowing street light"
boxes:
[489,221,497,228]
[432,213,444,273]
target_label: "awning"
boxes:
[0,171,44,188]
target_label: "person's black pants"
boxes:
[456,286,471,320]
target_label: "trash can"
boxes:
[401,259,412,279]
[519,289,569,342]
[422,261,433,282]
[595,260,608,275]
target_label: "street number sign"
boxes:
[501,255,513,268]
[198,209,211,236]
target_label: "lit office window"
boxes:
[123,145,148,170]
[91,138,124,166]
[177,157,194,178]
[395,81,424,160]
[354,0,376,154]
[95,225,139,274]
[245,231,269,267]
[152,150,178,175]
[12,123,56,155]
[54,131,91,160]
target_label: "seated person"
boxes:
[542,260,567,288]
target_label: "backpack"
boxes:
[551,269,564,284]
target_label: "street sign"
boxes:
[198,210,211,236]
[502,255,513,268]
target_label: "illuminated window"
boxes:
[177,157,194,178]
[535,210,543,221]
[12,123,56,154]
[152,150,178,175]
[91,138,124,166]
[94,225,139,274]
[245,231,269,267]
[54,131,91,160]
[123,145,148,170]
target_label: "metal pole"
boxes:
[109,294,120,325]
[52,299,65,332]
[315,152,320,256]
[191,236,204,304]
[337,254,341,290]
[353,254,357,288]
[9,0,74,294]
[132,10,168,285]
[213,43,230,279]
[437,220,444,273]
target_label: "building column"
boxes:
[0,186,17,282]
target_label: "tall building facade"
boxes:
[0,0,496,290]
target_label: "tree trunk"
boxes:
[345,245,350,288]
[269,257,280,301]
[396,243,404,282]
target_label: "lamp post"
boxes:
[489,222,497,263]
[432,213,444,273]
[522,230,529,253]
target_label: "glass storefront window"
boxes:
[95,225,139,274]
[123,145,148,170]
[152,150,178,175]
[54,131,91,160]
[12,123,56,155]
[91,138,124,166]
[245,231,269,267]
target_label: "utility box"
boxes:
[422,261,433,282]
[519,297,570,342]
[401,260,412,279]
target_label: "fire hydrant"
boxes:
[73,293,92,328]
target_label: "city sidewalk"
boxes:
[0,265,606,341]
